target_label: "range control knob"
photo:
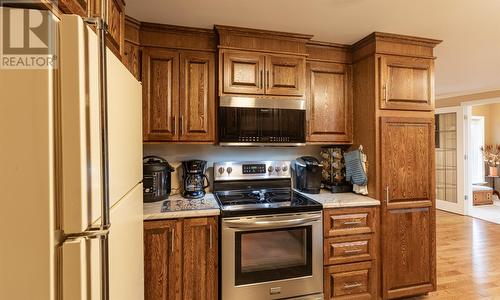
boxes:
[218,167,225,174]
[226,167,233,174]
[268,166,274,173]
[275,166,281,172]
[282,165,288,172]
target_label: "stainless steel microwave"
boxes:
[218,96,306,146]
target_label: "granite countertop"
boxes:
[295,189,380,208]
[143,193,220,220]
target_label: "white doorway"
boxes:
[435,107,466,215]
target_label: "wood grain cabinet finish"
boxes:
[144,220,181,300]
[222,51,265,95]
[323,207,376,237]
[306,61,352,143]
[144,217,218,300]
[179,51,216,142]
[221,50,305,97]
[324,234,374,265]
[379,56,434,111]
[324,261,375,300]
[182,217,218,300]
[380,117,436,299]
[59,0,88,16]
[123,41,141,79]
[89,0,126,59]
[265,55,305,96]
[142,48,180,142]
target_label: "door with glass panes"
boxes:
[435,107,465,214]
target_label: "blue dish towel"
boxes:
[344,149,368,186]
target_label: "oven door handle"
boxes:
[224,215,321,229]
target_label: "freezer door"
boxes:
[60,15,142,234]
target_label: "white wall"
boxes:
[144,144,323,193]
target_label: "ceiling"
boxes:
[126,0,500,98]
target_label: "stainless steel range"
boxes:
[214,160,323,300]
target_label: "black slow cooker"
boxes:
[143,156,174,202]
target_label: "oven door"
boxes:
[218,96,306,146]
[221,212,323,300]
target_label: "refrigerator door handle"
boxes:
[84,2,110,300]
[65,227,110,241]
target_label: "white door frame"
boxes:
[435,106,467,215]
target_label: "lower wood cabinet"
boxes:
[144,216,218,300]
[323,207,379,300]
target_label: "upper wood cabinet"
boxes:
[123,41,141,79]
[179,51,216,142]
[142,48,179,142]
[142,48,216,143]
[144,220,181,300]
[221,50,305,97]
[379,55,434,111]
[306,61,352,144]
[58,0,89,17]
[380,117,435,299]
[144,217,218,300]
[265,55,305,96]
[222,51,265,95]
[182,217,218,300]
[89,0,126,59]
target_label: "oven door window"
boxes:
[235,226,312,285]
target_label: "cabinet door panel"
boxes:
[223,51,265,94]
[307,62,352,143]
[142,48,179,141]
[266,55,305,96]
[144,220,182,300]
[182,217,218,300]
[179,51,215,142]
[381,117,436,299]
[379,56,434,111]
[123,41,141,80]
[89,0,125,58]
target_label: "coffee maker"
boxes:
[182,160,210,198]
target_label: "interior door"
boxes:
[306,61,352,143]
[179,51,216,142]
[435,107,465,214]
[265,55,305,96]
[380,117,436,299]
[142,48,180,141]
[379,55,433,111]
[222,50,265,95]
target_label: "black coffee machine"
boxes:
[143,156,174,202]
[182,160,210,198]
[293,156,323,194]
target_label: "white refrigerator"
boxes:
[0,8,144,300]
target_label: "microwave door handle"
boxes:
[224,215,321,229]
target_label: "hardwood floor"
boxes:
[412,210,500,299]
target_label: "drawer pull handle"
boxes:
[344,249,363,255]
[344,282,362,289]
[344,220,362,226]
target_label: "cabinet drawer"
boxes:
[324,261,374,300]
[324,234,374,265]
[323,207,376,237]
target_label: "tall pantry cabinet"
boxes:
[351,32,441,299]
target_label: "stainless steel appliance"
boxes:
[182,160,209,198]
[214,160,323,300]
[143,156,174,202]
[218,96,306,146]
[293,156,323,194]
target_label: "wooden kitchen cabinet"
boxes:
[306,61,352,143]
[222,51,265,95]
[380,117,435,299]
[179,51,216,142]
[221,50,305,97]
[144,220,182,300]
[379,55,434,111]
[142,48,180,142]
[324,261,375,300]
[265,55,305,96]
[144,217,218,300]
[88,0,126,59]
[182,217,218,300]
[123,41,141,79]
[142,47,216,143]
